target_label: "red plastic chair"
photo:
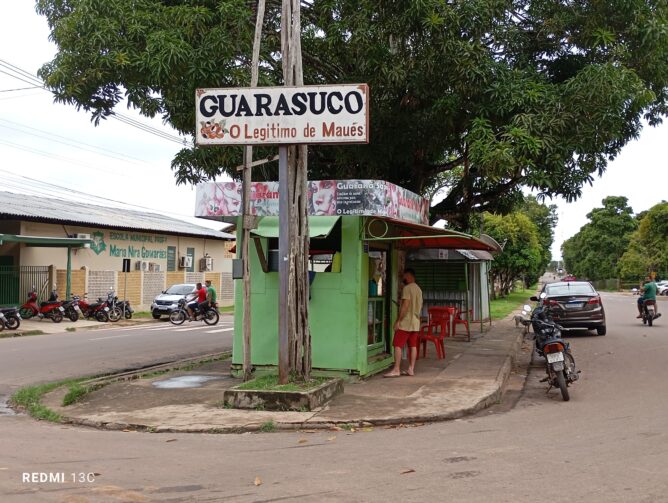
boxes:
[453,307,472,338]
[417,308,449,359]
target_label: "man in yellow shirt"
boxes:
[385,268,423,377]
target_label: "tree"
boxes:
[619,202,668,280]
[483,211,543,298]
[517,195,557,285]
[561,196,637,280]
[36,0,668,228]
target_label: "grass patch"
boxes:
[490,284,538,320]
[66,327,76,332]
[131,311,155,319]
[217,305,234,314]
[259,420,276,432]
[62,382,96,406]
[236,374,329,392]
[0,329,44,338]
[11,381,69,422]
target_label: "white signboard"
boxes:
[195,84,369,145]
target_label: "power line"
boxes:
[0,168,198,220]
[0,86,43,93]
[0,59,193,147]
[0,118,149,165]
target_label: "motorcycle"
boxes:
[105,289,133,322]
[19,288,65,323]
[0,306,21,330]
[169,298,219,326]
[77,295,110,322]
[60,294,83,322]
[527,293,580,401]
[641,299,660,327]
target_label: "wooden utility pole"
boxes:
[241,0,266,382]
[278,0,311,383]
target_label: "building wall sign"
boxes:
[196,180,429,225]
[195,85,369,145]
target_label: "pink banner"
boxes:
[196,180,428,225]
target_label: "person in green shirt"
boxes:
[637,275,659,319]
[205,280,218,309]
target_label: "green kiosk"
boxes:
[196,180,497,378]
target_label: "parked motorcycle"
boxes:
[19,288,64,323]
[169,298,219,326]
[104,289,133,322]
[77,295,110,322]
[527,293,580,401]
[60,295,84,322]
[0,306,21,330]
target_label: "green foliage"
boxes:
[236,374,328,392]
[62,383,89,406]
[619,202,668,279]
[483,211,543,297]
[562,196,637,280]
[259,420,276,433]
[490,283,538,320]
[11,382,64,422]
[36,0,668,227]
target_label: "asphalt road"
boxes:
[0,317,234,395]
[1,293,667,503]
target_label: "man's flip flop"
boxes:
[383,373,401,378]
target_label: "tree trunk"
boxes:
[241,0,266,382]
[279,0,311,382]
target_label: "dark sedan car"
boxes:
[536,281,606,335]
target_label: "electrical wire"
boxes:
[0,86,43,93]
[0,168,200,220]
[0,118,149,165]
[0,59,193,147]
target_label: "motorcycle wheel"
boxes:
[203,309,219,326]
[19,308,33,320]
[52,312,63,323]
[556,371,570,402]
[68,311,79,322]
[0,320,4,331]
[108,307,122,323]
[125,311,133,320]
[95,311,109,322]
[5,316,20,330]
[169,309,186,326]
[648,315,653,327]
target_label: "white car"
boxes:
[658,281,668,296]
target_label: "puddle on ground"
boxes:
[152,375,223,389]
[0,395,16,416]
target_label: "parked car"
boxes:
[151,284,196,319]
[538,281,607,335]
[658,281,668,296]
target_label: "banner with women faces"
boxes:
[195,180,429,225]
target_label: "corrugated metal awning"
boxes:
[363,218,500,252]
[251,216,340,239]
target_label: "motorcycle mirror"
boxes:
[523,304,532,312]
[529,296,538,302]
[539,292,547,299]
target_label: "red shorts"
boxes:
[393,329,419,349]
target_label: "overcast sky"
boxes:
[1,3,665,258]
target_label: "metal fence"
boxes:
[0,266,49,306]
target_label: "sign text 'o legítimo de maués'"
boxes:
[195,85,369,146]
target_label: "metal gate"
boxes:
[0,266,49,306]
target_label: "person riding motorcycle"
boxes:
[637,275,660,319]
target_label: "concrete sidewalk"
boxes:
[3,316,156,336]
[41,316,525,433]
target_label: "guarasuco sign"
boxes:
[195,84,369,145]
